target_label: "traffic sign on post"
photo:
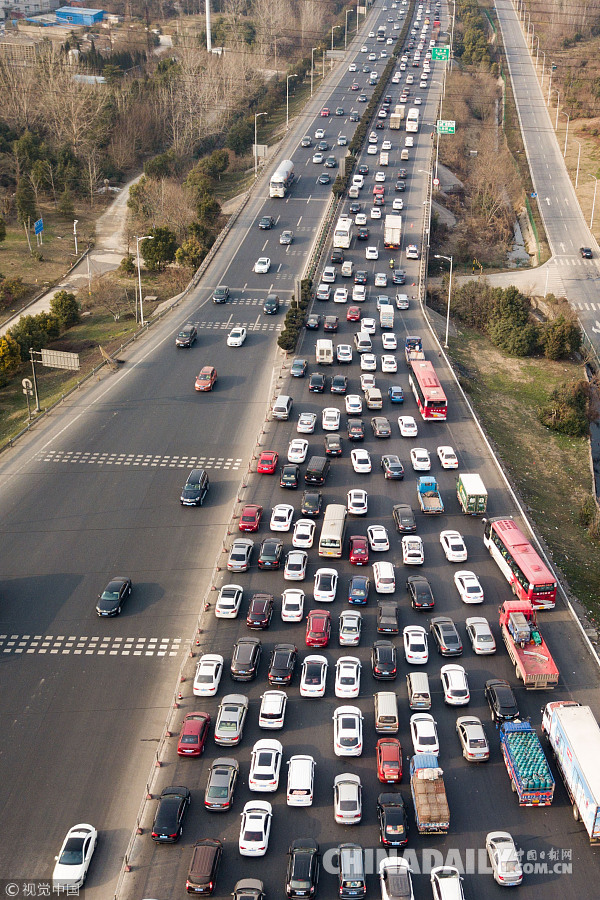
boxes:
[437,120,456,135]
[432,47,450,61]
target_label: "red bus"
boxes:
[408,360,447,420]
[483,517,557,610]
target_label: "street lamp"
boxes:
[311,47,318,97]
[73,219,78,256]
[554,91,560,130]
[588,174,598,231]
[136,235,153,327]
[574,139,582,188]
[332,24,341,51]
[286,74,297,130]
[435,254,453,348]
[540,50,546,85]
[547,63,556,104]
[560,110,570,157]
[534,35,540,66]
[345,9,352,51]
[254,111,267,178]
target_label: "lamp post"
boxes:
[356,3,360,31]
[547,64,556,104]
[286,74,297,130]
[560,110,570,157]
[73,219,78,256]
[574,139,582,188]
[540,50,546,85]
[588,174,598,231]
[136,235,153,327]
[554,90,560,129]
[345,9,352,50]
[311,47,318,97]
[534,35,540,66]
[254,112,267,178]
[332,24,341,51]
[435,254,453,348]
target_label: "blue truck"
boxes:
[409,753,450,833]
[416,476,443,514]
[499,720,554,807]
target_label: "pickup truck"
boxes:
[417,476,443,514]
[499,600,559,689]
[410,753,449,833]
[404,335,425,366]
[499,720,554,806]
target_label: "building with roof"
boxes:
[55,6,104,27]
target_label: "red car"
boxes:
[349,535,369,566]
[305,609,331,647]
[239,504,263,532]
[347,306,361,322]
[376,738,402,783]
[257,450,278,474]
[177,712,211,757]
[320,107,330,117]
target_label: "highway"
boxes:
[0,3,599,900]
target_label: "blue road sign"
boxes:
[34,218,43,235]
[530,192,537,199]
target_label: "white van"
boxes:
[352,174,364,189]
[272,394,293,420]
[287,754,315,806]
[316,339,334,365]
[341,260,354,277]
[407,671,431,709]
[365,387,383,409]
[354,331,372,353]
[374,691,399,732]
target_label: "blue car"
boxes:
[388,386,404,403]
[348,575,370,605]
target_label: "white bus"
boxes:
[333,216,353,249]
[406,108,419,133]
[269,159,295,198]
[318,504,347,558]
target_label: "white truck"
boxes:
[315,339,333,365]
[379,307,394,329]
[383,214,402,250]
[379,151,389,166]
[389,104,406,129]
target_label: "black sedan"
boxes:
[259,215,275,229]
[392,503,416,533]
[286,839,320,900]
[280,465,300,489]
[309,372,326,393]
[305,314,321,330]
[354,270,368,284]
[324,433,342,456]
[348,574,370,605]
[324,316,339,332]
[485,679,520,722]
[392,268,406,284]
[258,539,283,570]
[378,793,409,847]
[357,227,369,240]
[96,576,132,617]
[291,358,307,377]
[381,455,404,479]
[358,164,369,175]
[268,643,298,685]
[331,374,348,394]
[371,416,392,438]
[301,490,322,516]
[317,173,331,185]
[395,180,406,192]
[331,247,345,263]
[349,202,361,214]
[347,418,365,441]
[407,574,435,610]
[377,602,399,634]
[430,616,463,656]
[230,637,262,680]
[580,246,593,258]
[371,640,397,680]
[151,786,191,842]
[204,758,239,811]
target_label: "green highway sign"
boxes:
[432,47,450,60]
[437,120,456,135]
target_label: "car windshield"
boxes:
[59,838,85,865]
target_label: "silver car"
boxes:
[339,610,362,646]
[456,716,489,762]
[465,617,496,654]
[333,773,362,824]
[214,694,249,746]
[227,538,254,572]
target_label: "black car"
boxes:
[151,785,191,842]
[392,503,416,533]
[395,180,406,192]
[305,314,321,330]
[377,602,399,634]
[301,135,312,147]
[358,93,368,102]
[324,156,337,168]
[358,164,369,175]
[180,468,209,506]
[371,416,392,438]
[309,372,326,393]
[212,284,230,303]
[324,315,339,332]
[372,640,397,680]
[378,793,408,847]
[357,227,369,240]
[96,576,132,617]
[291,358,307,377]
[263,294,280,314]
[246,592,275,627]
[258,539,283,571]
[280,464,300,489]
[397,168,408,179]
[580,246,593,258]
[349,111,360,122]
[381,454,404,479]
[430,616,463,656]
[301,489,322,516]
[347,417,365,441]
[331,374,348,394]
[317,140,329,151]
[485,679,520,722]
[331,247,345,263]
[230,637,262,680]
[259,215,275,229]
[268,643,298,685]
[348,574,370,605]
[375,120,385,129]
[204,758,239,811]
[407,574,435,610]
[354,270,368,285]
[384,94,393,104]
[286,839,320,899]
[392,269,406,285]
[324,433,343,456]
[317,173,331,185]
[348,202,361,215]
[175,323,197,348]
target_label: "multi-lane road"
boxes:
[0,3,599,900]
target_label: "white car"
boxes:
[281,588,304,622]
[414,96,422,105]
[380,858,414,900]
[431,867,465,900]
[381,354,397,373]
[486,832,523,886]
[454,570,484,604]
[193,653,224,696]
[333,705,363,756]
[239,800,272,856]
[395,292,409,309]
[360,45,368,52]
[322,407,340,431]
[404,135,414,147]
[287,439,309,463]
[345,394,363,414]
[314,127,325,139]
[351,448,372,473]
[348,62,357,71]
[254,257,271,273]
[374,272,388,288]
[360,353,377,371]
[402,535,424,565]
[293,519,315,549]
[375,171,386,182]
[333,773,362,824]
[382,140,392,150]
[362,317,377,334]
[392,197,404,210]
[270,504,295,532]
[370,207,382,219]
[352,285,366,302]
[437,445,459,468]
[52,824,98,889]
[335,657,361,698]
[439,529,468,562]
[355,213,368,226]
[334,287,348,303]
[382,333,397,350]
[365,245,379,260]
[339,609,362,646]
[405,244,419,259]
[367,524,389,551]
[403,626,428,664]
[249,739,283,793]
[314,567,338,602]
[227,326,247,347]
[259,690,287,729]
[300,654,328,697]
[410,712,439,754]
[441,664,470,706]
[465,616,496,654]
[367,144,378,155]
[337,344,353,363]
[410,447,431,471]
[373,560,395,593]
[297,412,317,433]
[215,583,243,618]
[398,415,418,437]
[284,549,308,581]
[347,489,368,515]
[360,373,376,392]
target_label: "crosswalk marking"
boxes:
[37,451,243,469]
[0,634,184,657]
[198,321,282,331]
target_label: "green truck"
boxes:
[457,473,488,515]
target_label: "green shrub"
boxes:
[538,380,592,436]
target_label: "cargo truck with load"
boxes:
[404,335,425,366]
[499,600,559,689]
[417,476,443,514]
[379,151,389,166]
[541,701,600,842]
[456,473,488,515]
[379,307,394,329]
[383,215,402,250]
[410,753,450,833]
[389,105,406,129]
[499,720,555,806]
